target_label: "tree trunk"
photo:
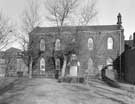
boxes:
[61,55,67,77]
[29,57,32,79]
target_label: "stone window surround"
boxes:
[106,57,113,70]
[88,57,93,70]
[40,38,45,51]
[40,57,45,71]
[55,38,61,51]
[107,37,114,50]
[88,37,94,50]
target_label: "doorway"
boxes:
[40,58,45,75]
[88,58,94,74]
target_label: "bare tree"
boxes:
[22,0,41,34]
[45,0,80,78]
[0,10,14,51]
[19,0,41,49]
[69,0,98,26]
[5,54,16,77]
[45,0,98,78]
[79,0,98,25]
[19,0,41,78]
[17,0,41,50]
[45,0,79,32]
[129,35,132,40]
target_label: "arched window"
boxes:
[55,39,61,50]
[106,58,113,70]
[40,58,45,71]
[88,38,93,50]
[106,57,113,65]
[98,65,103,71]
[88,57,94,74]
[106,57,113,70]
[40,39,45,51]
[88,58,93,70]
[107,37,113,49]
[71,54,77,61]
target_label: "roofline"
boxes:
[35,24,122,28]
[30,24,123,34]
[5,47,22,52]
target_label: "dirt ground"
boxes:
[0,78,134,104]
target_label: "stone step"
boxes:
[33,74,55,78]
[32,71,55,78]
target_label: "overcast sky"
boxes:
[0,0,135,48]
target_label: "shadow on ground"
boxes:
[95,91,128,104]
[0,79,18,95]
[0,78,30,104]
[102,76,120,88]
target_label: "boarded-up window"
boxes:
[107,37,113,49]
[40,58,45,71]
[55,39,61,50]
[40,39,45,51]
[88,38,93,50]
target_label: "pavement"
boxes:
[0,77,134,104]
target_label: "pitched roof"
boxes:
[30,25,123,34]
[5,47,22,53]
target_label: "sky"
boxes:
[0,0,135,49]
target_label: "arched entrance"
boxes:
[69,54,78,76]
[55,58,60,79]
[106,57,115,80]
[55,39,61,51]
[40,58,45,75]
[55,58,60,70]
[106,58,113,70]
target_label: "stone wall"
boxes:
[78,30,124,76]
[30,33,55,77]
[29,27,124,78]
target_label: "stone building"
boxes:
[0,47,28,77]
[29,13,124,78]
[0,51,6,77]
[123,32,135,83]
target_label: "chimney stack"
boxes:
[117,13,122,25]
